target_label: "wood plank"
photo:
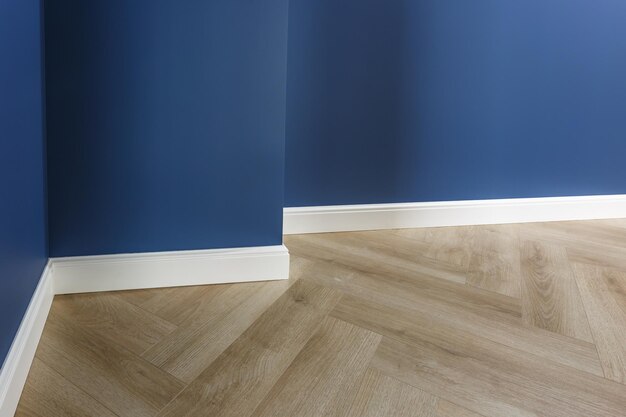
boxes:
[126,283,230,326]
[372,336,626,417]
[331,293,602,378]
[286,239,522,324]
[523,221,626,250]
[52,292,177,355]
[567,243,626,272]
[142,279,290,383]
[436,401,486,417]
[572,263,626,383]
[338,230,467,284]
[391,226,475,269]
[157,279,342,417]
[15,358,117,417]
[520,221,626,271]
[285,233,467,285]
[342,368,439,417]
[520,240,593,341]
[467,225,521,298]
[251,317,382,417]
[113,286,167,308]
[36,311,184,417]
[334,264,519,323]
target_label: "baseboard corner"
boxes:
[0,262,54,417]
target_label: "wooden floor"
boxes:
[16,219,626,417]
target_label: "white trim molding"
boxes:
[0,244,289,415]
[283,195,626,234]
[52,245,290,295]
[0,263,54,417]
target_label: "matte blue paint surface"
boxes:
[286,0,626,206]
[0,0,47,366]
[45,0,289,256]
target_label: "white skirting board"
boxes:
[283,195,626,234]
[0,263,54,417]
[0,244,289,416]
[51,244,290,295]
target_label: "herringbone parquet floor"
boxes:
[15,220,626,416]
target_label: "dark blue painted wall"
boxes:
[0,0,47,366]
[45,0,289,257]
[285,0,626,206]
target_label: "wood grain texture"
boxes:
[251,317,382,417]
[16,219,626,417]
[51,292,177,355]
[35,310,184,417]
[524,220,626,250]
[520,220,626,271]
[122,283,230,326]
[521,240,593,342]
[372,336,626,417]
[331,294,602,377]
[343,368,439,417]
[391,225,474,269]
[142,280,290,383]
[467,225,521,297]
[567,243,626,272]
[572,263,626,383]
[286,235,522,324]
[15,359,117,417]
[285,232,468,285]
[353,228,470,284]
[436,401,486,417]
[157,280,342,417]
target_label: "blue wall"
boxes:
[45,0,289,257]
[0,0,47,366]
[285,0,626,207]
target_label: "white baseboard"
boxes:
[283,195,626,234]
[0,244,289,415]
[51,244,290,295]
[0,263,54,417]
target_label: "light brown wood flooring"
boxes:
[15,219,626,416]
